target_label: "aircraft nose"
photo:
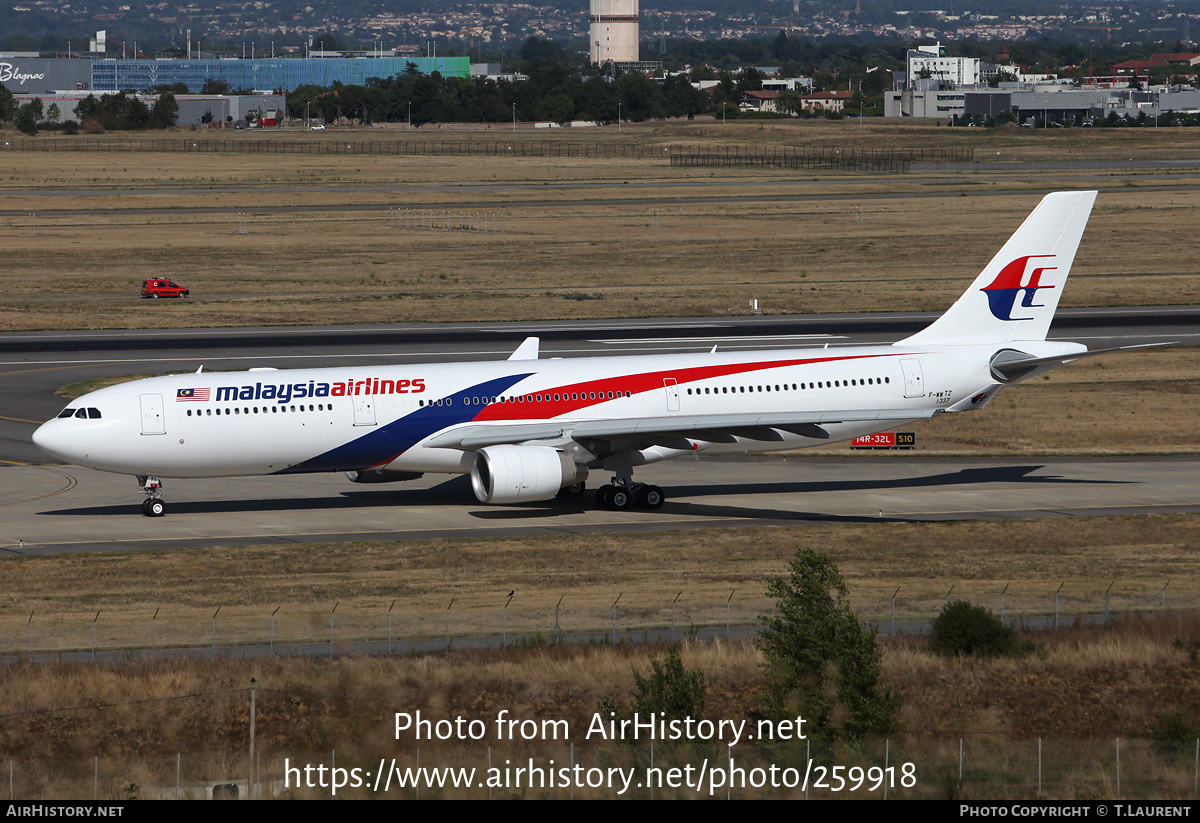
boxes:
[32,419,72,462]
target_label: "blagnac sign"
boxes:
[0,63,46,85]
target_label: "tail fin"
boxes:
[900,190,1097,345]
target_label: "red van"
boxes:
[141,279,189,298]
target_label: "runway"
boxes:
[2,456,1199,556]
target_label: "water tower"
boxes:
[589,0,639,65]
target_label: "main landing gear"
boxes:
[595,479,665,511]
[138,475,165,517]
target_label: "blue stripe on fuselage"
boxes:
[274,372,532,474]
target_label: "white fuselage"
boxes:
[31,340,1077,480]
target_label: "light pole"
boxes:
[407,101,411,130]
[512,101,516,132]
[618,101,622,132]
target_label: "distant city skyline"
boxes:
[1,0,1196,56]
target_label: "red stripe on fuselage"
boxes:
[467,353,902,423]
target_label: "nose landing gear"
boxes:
[138,475,166,517]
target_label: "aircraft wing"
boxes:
[424,409,936,451]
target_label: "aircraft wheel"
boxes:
[558,481,586,499]
[638,485,665,510]
[596,486,614,509]
[609,487,632,511]
[143,498,166,517]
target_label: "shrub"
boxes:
[630,646,705,721]
[1147,710,1199,756]
[929,600,1016,657]
[757,548,901,743]
[596,646,706,746]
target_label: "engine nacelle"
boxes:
[345,469,424,484]
[470,445,583,504]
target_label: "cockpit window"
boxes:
[74,408,88,419]
[57,408,76,419]
[87,408,102,419]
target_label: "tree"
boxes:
[200,78,230,95]
[150,92,178,128]
[46,102,60,123]
[310,31,345,52]
[519,36,570,65]
[776,89,805,116]
[735,66,764,92]
[757,548,900,743]
[0,83,15,123]
[14,102,38,135]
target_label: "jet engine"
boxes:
[470,444,584,504]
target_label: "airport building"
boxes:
[0,55,469,96]
[8,90,287,127]
[964,86,1200,123]
[904,42,983,87]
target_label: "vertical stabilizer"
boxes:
[900,191,1097,345]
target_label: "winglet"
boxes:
[507,337,540,360]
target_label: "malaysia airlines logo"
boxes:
[979,255,1057,321]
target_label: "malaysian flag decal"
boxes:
[176,388,210,401]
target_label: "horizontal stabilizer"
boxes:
[989,342,1176,383]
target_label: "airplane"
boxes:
[32,190,1154,517]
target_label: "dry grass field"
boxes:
[3,513,1198,656]
[1,122,1199,331]
[3,616,1199,799]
